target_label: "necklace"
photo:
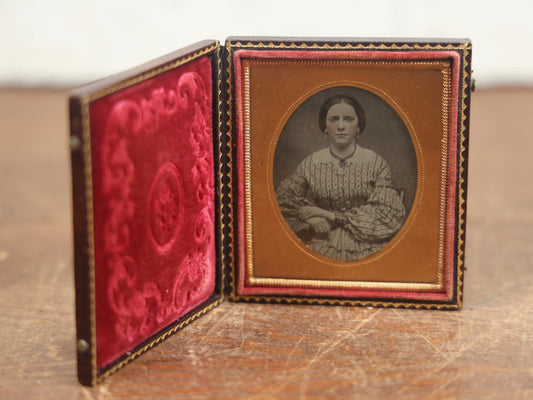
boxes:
[330,146,356,168]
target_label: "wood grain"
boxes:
[0,87,531,399]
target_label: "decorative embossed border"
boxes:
[240,59,450,293]
[226,37,472,310]
[69,40,226,385]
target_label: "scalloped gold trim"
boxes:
[227,40,470,52]
[456,43,472,308]
[216,48,228,302]
[223,49,238,302]
[231,294,460,310]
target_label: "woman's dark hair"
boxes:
[318,94,366,133]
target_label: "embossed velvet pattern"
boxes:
[89,56,215,369]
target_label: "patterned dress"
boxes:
[276,145,406,260]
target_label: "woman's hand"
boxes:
[306,217,330,233]
[298,206,335,222]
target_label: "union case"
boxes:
[69,37,473,385]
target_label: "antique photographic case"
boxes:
[69,37,473,385]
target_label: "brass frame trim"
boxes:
[227,40,470,52]
[456,42,471,309]
[222,48,238,301]
[79,98,97,385]
[239,59,449,292]
[230,294,461,310]
[216,47,230,302]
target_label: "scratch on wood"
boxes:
[423,373,463,398]
[392,309,453,362]
[393,307,530,397]
[483,302,532,353]
[196,304,246,352]
[197,306,234,344]
[520,316,529,364]
[284,337,304,368]
[470,275,533,309]
[298,309,381,398]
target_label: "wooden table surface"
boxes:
[0,88,531,399]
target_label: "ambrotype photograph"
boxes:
[273,86,417,261]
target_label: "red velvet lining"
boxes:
[234,49,462,301]
[89,56,215,369]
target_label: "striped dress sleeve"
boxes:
[336,155,405,243]
[275,158,314,234]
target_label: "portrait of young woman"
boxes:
[273,86,417,261]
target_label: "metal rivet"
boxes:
[77,339,90,354]
[70,135,82,151]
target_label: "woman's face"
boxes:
[325,102,359,148]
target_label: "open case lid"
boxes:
[69,40,227,385]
